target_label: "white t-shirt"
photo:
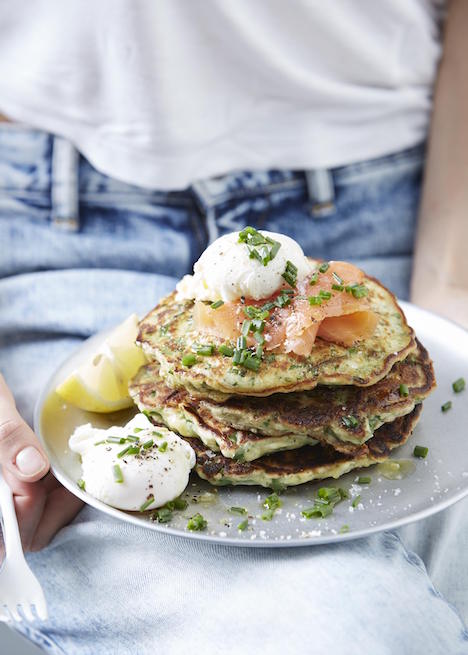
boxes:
[0,0,443,190]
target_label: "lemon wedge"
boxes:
[56,314,147,412]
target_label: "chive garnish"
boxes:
[345,283,368,299]
[352,495,361,508]
[238,227,281,266]
[342,415,359,429]
[452,377,465,393]
[238,519,249,531]
[219,344,234,357]
[133,428,144,433]
[332,271,343,285]
[318,262,329,273]
[94,440,106,446]
[282,260,298,287]
[399,384,409,397]
[301,486,348,519]
[77,478,86,491]
[339,525,350,534]
[441,401,452,413]
[182,353,197,367]
[264,493,282,511]
[117,445,132,458]
[309,270,319,285]
[152,508,173,523]
[210,300,224,309]
[152,431,163,438]
[413,445,428,459]
[194,344,215,356]
[309,289,333,306]
[242,320,251,337]
[236,335,247,350]
[158,441,168,452]
[106,436,126,444]
[139,496,155,512]
[187,513,207,531]
[143,439,154,449]
[357,476,371,484]
[229,506,247,515]
[332,283,344,291]
[125,435,140,442]
[113,464,124,483]
[126,446,141,455]
[244,305,270,320]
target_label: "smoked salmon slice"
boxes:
[194,261,378,356]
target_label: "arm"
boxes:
[411,0,468,327]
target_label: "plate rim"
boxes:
[33,301,468,547]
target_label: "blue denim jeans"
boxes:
[1,124,468,655]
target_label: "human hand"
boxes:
[0,374,83,551]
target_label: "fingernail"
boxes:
[16,447,47,476]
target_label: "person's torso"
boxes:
[0,0,443,189]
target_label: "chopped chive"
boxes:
[106,436,126,444]
[152,507,173,523]
[117,445,132,458]
[139,495,155,512]
[352,495,361,508]
[347,284,368,299]
[194,344,215,356]
[238,227,281,266]
[413,445,428,459]
[113,464,124,483]
[152,431,163,438]
[357,476,371,484]
[261,509,275,521]
[309,270,319,285]
[172,497,188,511]
[210,300,224,309]
[342,415,359,429]
[236,335,247,350]
[158,441,168,452]
[332,271,344,285]
[219,344,234,357]
[452,377,465,393]
[125,435,140,442]
[94,440,106,446]
[308,295,322,306]
[242,320,252,337]
[182,353,197,367]
[244,305,270,320]
[339,524,350,534]
[319,290,332,300]
[126,446,141,455]
[399,383,409,397]
[332,283,344,291]
[441,401,452,413]
[264,493,282,511]
[318,262,329,273]
[229,506,247,515]
[187,513,207,531]
[77,478,86,491]
[282,260,298,287]
[133,427,144,433]
[142,439,154,449]
[238,519,249,531]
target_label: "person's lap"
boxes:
[1,126,467,653]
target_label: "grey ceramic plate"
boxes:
[34,302,468,547]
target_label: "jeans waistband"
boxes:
[0,123,425,230]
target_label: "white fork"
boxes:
[0,470,48,623]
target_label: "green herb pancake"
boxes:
[188,405,422,489]
[137,277,416,398]
[129,340,434,461]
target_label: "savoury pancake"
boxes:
[129,340,434,461]
[189,405,422,489]
[137,275,416,398]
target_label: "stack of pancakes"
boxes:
[130,273,435,489]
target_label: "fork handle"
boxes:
[0,468,27,564]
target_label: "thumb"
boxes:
[0,374,49,482]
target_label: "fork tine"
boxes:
[34,598,49,621]
[21,603,36,622]
[8,605,22,623]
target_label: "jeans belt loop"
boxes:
[305,169,336,218]
[51,136,80,231]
